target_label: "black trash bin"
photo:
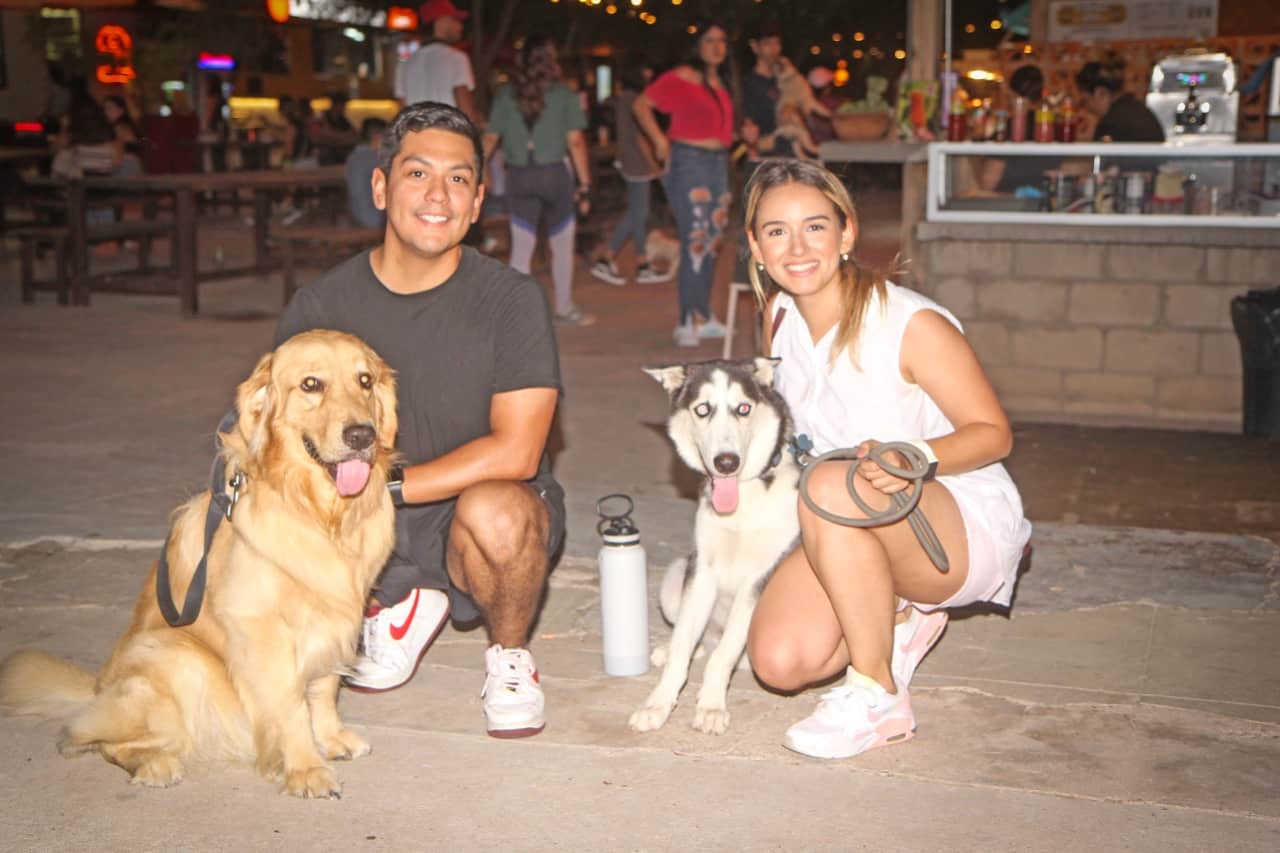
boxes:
[1230,287,1280,440]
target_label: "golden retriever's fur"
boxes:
[0,330,398,799]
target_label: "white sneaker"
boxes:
[590,259,626,286]
[782,667,915,759]
[696,317,728,339]
[673,323,699,348]
[482,644,546,738]
[634,263,666,285]
[344,588,450,693]
[892,608,949,688]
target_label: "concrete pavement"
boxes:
[0,223,1277,852]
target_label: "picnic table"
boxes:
[1,146,52,234]
[34,165,347,314]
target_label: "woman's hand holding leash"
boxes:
[854,440,913,495]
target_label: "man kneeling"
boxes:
[275,101,564,738]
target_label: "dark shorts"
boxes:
[373,477,566,624]
[505,161,575,236]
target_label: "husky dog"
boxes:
[631,358,800,735]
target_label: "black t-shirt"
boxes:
[743,69,793,157]
[274,246,562,488]
[1093,93,1166,142]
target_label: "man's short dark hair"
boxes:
[378,101,484,181]
[748,21,782,43]
[1009,65,1044,101]
[361,117,388,143]
[1076,57,1125,94]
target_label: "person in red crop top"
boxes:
[634,21,736,347]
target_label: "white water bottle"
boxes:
[596,494,649,677]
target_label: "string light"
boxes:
[853,32,864,42]
[606,3,617,12]
[990,19,1002,30]
[894,49,906,60]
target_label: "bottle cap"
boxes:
[597,493,640,545]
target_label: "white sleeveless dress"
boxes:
[770,283,1032,609]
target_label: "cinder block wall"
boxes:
[914,223,1280,431]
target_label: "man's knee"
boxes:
[453,481,548,561]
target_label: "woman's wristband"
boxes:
[904,440,938,481]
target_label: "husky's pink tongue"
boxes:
[335,459,372,497]
[711,476,739,514]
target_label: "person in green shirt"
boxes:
[485,35,594,326]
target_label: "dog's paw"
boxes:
[650,645,668,667]
[628,704,673,732]
[319,728,371,761]
[256,752,285,783]
[282,765,342,799]
[128,754,186,787]
[693,705,731,735]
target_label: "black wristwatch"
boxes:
[387,465,405,507]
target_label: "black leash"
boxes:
[795,440,950,573]
[155,411,241,628]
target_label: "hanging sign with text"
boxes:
[1047,0,1218,42]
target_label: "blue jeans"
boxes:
[661,143,730,326]
[608,177,652,256]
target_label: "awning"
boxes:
[1,1,206,10]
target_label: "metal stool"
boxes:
[722,281,760,359]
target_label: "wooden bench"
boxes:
[16,177,178,305]
[277,224,382,305]
[15,225,72,305]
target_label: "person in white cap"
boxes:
[395,0,478,123]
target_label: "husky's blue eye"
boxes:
[736,402,752,416]
[693,402,712,417]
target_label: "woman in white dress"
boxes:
[743,159,1032,759]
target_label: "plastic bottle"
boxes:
[1011,96,1028,142]
[596,494,649,677]
[947,93,968,141]
[1056,97,1077,142]
[1034,101,1055,142]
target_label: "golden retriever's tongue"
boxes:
[711,476,739,514]
[335,459,372,497]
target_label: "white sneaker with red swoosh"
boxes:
[782,667,915,760]
[344,588,450,693]
[482,645,546,738]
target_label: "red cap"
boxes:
[420,0,468,24]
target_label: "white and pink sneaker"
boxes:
[892,608,949,688]
[783,667,915,759]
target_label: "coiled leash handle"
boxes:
[798,442,950,573]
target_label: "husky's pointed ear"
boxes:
[752,356,782,386]
[235,351,276,455]
[643,364,687,396]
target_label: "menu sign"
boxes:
[1047,1,1218,42]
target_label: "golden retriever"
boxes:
[0,329,398,799]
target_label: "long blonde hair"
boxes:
[744,159,890,366]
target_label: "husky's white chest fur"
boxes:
[632,358,800,736]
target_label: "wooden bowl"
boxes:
[832,112,892,142]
